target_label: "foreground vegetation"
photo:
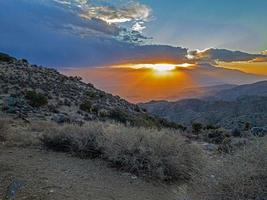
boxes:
[40,122,203,182]
[0,118,266,198]
[189,137,267,200]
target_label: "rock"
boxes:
[5,179,25,199]
[52,114,70,124]
[251,127,267,137]
[202,143,218,152]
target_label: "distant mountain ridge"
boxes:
[140,81,267,129]
[212,81,267,101]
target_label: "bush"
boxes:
[157,118,187,131]
[79,100,92,113]
[109,108,129,124]
[203,128,230,144]
[205,124,219,130]
[189,137,267,200]
[192,123,203,134]
[41,121,204,182]
[0,53,15,62]
[0,119,9,141]
[232,128,242,137]
[25,91,48,107]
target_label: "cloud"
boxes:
[78,2,151,25]
[1,0,265,71]
[52,0,152,43]
[109,45,188,65]
[187,48,267,63]
[261,50,267,55]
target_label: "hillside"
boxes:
[0,53,176,128]
[140,82,267,129]
[213,80,267,100]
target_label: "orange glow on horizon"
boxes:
[62,64,197,103]
[217,61,267,75]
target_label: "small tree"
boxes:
[25,91,48,107]
[244,122,251,131]
[79,100,92,113]
[192,123,203,134]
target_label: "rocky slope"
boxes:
[0,53,176,128]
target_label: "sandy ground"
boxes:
[0,146,184,200]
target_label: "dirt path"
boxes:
[0,146,183,200]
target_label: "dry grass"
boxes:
[0,118,45,147]
[41,121,204,182]
[188,136,267,200]
[0,118,11,141]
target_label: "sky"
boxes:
[142,0,267,52]
[1,0,267,66]
[0,0,267,102]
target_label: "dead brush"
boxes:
[41,121,205,182]
[188,136,267,200]
[0,118,11,141]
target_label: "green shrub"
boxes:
[205,124,219,130]
[25,91,48,107]
[244,122,251,131]
[204,128,230,144]
[109,108,129,124]
[79,100,92,113]
[0,53,15,62]
[192,123,203,134]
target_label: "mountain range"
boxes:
[140,81,267,129]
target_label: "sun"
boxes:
[149,64,176,72]
[112,63,195,74]
[131,63,177,72]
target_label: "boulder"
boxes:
[251,127,267,137]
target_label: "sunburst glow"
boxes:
[129,63,195,72]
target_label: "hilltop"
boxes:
[0,53,178,128]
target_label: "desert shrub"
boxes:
[203,128,231,144]
[157,118,187,131]
[0,53,15,62]
[0,119,42,146]
[0,119,9,141]
[205,124,219,130]
[79,100,92,113]
[244,122,251,131]
[192,123,203,134]
[231,128,242,137]
[25,91,48,107]
[85,91,98,98]
[41,133,72,152]
[218,137,233,153]
[41,121,204,182]
[109,108,129,124]
[189,137,267,200]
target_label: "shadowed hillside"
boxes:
[0,53,179,129]
[140,82,267,129]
